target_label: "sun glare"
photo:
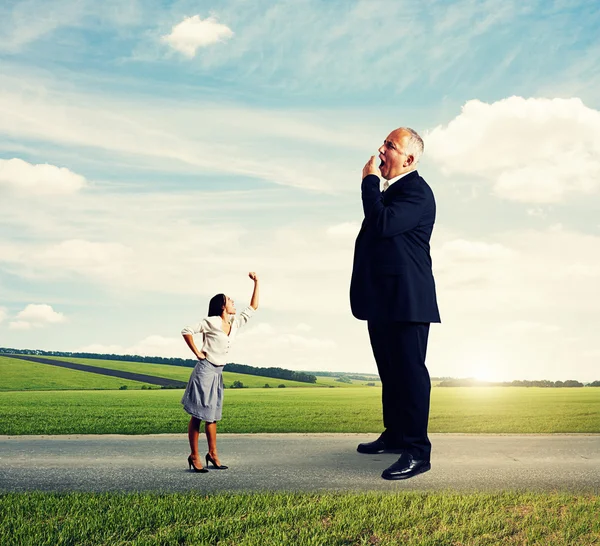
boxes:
[465,349,507,383]
[472,366,501,383]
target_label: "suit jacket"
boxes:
[350,170,441,323]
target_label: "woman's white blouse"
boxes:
[181,306,255,366]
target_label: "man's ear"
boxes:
[404,155,414,167]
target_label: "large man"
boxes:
[350,127,440,480]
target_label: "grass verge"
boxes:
[0,387,598,435]
[0,491,598,545]
[0,356,154,391]
[19,356,332,389]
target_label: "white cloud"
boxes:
[426,96,600,204]
[37,239,132,280]
[161,15,233,57]
[9,304,66,330]
[0,307,8,324]
[9,321,31,331]
[17,304,66,324]
[0,158,86,195]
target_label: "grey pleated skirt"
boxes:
[181,358,224,422]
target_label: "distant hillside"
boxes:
[0,347,317,384]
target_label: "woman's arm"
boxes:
[182,334,206,360]
[181,321,206,359]
[248,271,259,310]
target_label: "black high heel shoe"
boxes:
[188,455,208,473]
[205,453,228,469]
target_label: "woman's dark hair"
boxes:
[207,294,226,317]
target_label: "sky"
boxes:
[1,0,600,382]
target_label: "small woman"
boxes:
[181,271,259,472]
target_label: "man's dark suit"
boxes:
[350,170,440,460]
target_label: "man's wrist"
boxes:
[363,173,380,180]
[362,174,381,186]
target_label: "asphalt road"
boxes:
[1,433,598,493]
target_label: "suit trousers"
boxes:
[367,320,431,460]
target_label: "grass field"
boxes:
[0,491,598,545]
[35,355,376,388]
[1,386,598,435]
[0,356,155,391]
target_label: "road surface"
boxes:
[1,433,598,493]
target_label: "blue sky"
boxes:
[1,0,600,381]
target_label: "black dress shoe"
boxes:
[381,452,431,480]
[357,436,403,454]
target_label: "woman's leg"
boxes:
[188,416,203,465]
[205,421,223,466]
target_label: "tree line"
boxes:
[224,363,316,383]
[0,347,317,384]
[437,378,599,387]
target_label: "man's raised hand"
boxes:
[362,155,380,179]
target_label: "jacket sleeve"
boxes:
[361,174,426,237]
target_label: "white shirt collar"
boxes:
[205,315,232,328]
[383,169,416,191]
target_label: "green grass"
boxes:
[0,356,155,391]
[0,491,598,545]
[37,355,335,388]
[1,386,598,435]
